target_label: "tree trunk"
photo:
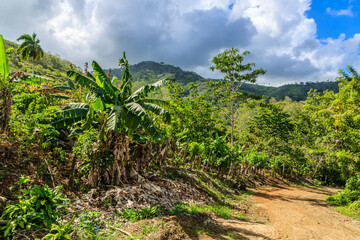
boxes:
[190,156,194,169]
[0,89,12,134]
[69,154,77,189]
[228,161,233,177]
[230,98,234,148]
[272,139,277,177]
[182,142,189,165]
[282,161,285,178]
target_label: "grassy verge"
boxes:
[334,205,360,220]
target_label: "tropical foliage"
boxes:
[208,48,266,147]
[0,177,69,237]
[2,33,360,238]
[52,52,171,186]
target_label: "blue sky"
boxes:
[308,0,359,40]
[0,0,359,86]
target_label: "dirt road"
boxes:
[219,186,360,240]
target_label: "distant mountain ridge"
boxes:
[3,36,338,101]
[240,81,339,101]
[107,61,204,85]
[106,61,339,101]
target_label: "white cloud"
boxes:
[0,0,360,85]
[326,6,354,17]
[227,0,360,85]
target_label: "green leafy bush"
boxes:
[245,151,270,169]
[346,174,360,191]
[327,174,360,206]
[42,215,75,240]
[348,199,360,211]
[72,129,98,176]
[0,179,69,237]
[326,189,360,206]
[327,190,352,206]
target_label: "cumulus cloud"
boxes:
[0,0,360,85]
[228,0,360,85]
[326,6,354,17]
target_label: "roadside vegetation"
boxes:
[1,33,360,239]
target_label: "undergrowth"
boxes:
[327,174,360,220]
[0,176,70,239]
[0,169,253,239]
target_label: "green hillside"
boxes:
[107,60,204,85]
[240,81,339,101]
[4,39,75,83]
[107,61,339,101]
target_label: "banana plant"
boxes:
[52,52,171,186]
[52,52,170,140]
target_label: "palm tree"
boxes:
[52,52,171,186]
[16,33,44,75]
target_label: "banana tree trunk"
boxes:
[0,88,12,134]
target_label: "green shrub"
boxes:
[327,190,350,206]
[42,215,75,240]
[73,129,98,176]
[273,156,292,174]
[327,175,360,207]
[348,199,360,212]
[0,179,69,237]
[346,190,360,202]
[346,174,360,191]
[326,190,360,206]
[246,151,270,169]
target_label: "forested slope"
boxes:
[106,60,339,101]
[4,39,76,83]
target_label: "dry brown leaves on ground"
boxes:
[74,173,211,211]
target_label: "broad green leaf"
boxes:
[50,94,72,100]
[69,127,83,138]
[67,70,111,103]
[125,102,162,140]
[126,78,169,102]
[92,97,104,111]
[106,106,123,132]
[141,102,171,123]
[140,98,170,108]
[0,35,9,77]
